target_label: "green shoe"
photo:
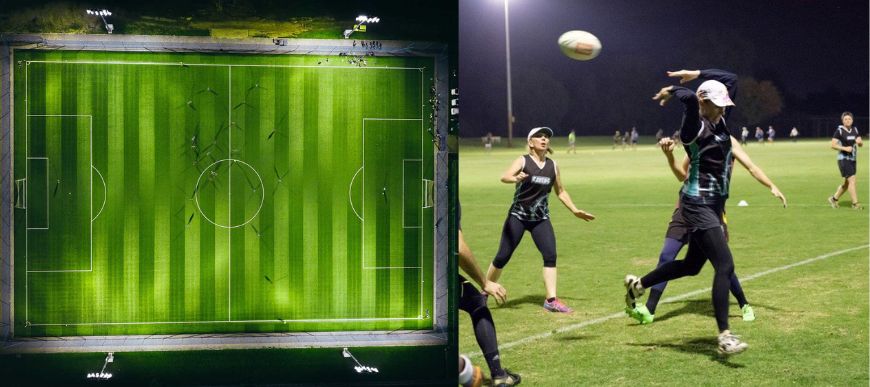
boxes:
[625,305,655,324]
[741,305,755,321]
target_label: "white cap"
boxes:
[696,80,734,107]
[527,127,554,141]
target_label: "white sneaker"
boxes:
[718,332,749,355]
[623,274,645,309]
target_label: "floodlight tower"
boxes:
[343,15,380,39]
[86,9,114,34]
[502,0,514,147]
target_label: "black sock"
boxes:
[547,297,556,303]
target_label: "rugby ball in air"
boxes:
[557,30,601,61]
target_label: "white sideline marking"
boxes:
[467,244,870,358]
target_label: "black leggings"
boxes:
[640,226,734,331]
[492,215,557,269]
[458,275,504,378]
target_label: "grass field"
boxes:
[458,137,869,385]
[12,49,436,336]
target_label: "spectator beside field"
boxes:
[630,127,639,149]
[486,127,595,314]
[790,127,799,142]
[741,126,749,145]
[622,130,630,150]
[828,112,863,210]
[613,130,622,150]
[484,132,494,153]
[767,126,776,143]
[755,126,764,143]
[567,129,577,154]
[625,68,786,356]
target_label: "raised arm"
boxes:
[552,163,595,221]
[500,156,528,184]
[653,85,702,144]
[730,136,787,207]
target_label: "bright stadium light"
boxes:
[86,9,114,34]
[86,352,115,380]
[345,14,380,39]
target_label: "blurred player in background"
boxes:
[828,112,863,209]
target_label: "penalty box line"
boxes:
[467,244,870,359]
[24,114,96,274]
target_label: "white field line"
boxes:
[467,244,870,358]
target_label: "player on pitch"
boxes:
[458,202,521,387]
[623,69,786,355]
[626,130,787,325]
[485,127,596,314]
[828,112,863,209]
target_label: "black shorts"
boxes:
[665,207,690,243]
[679,200,725,232]
[839,159,857,178]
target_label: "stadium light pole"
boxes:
[86,9,114,34]
[503,0,514,147]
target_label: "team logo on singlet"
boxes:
[530,176,551,185]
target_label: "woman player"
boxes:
[828,112,863,209]
[623,69,786,355]
[626,133,785,324]
[485,127,595,313]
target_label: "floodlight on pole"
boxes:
[86,9,114,34]
[503,0,514,147]
[345,14,380,39]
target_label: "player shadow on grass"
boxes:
[628,338,746,367]
[652,300,781,323]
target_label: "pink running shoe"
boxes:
[543,297,573,313]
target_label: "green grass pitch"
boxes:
[458,137,868,385]
[12,50,436,336]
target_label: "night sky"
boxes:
[459,0,869,138]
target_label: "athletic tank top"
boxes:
[833,125,860,161]
[681,117,733,204]
[509,155,556,221]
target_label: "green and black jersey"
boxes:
[509,154,556,221]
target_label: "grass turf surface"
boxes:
[458,137,868,385]
[12,50,436,336]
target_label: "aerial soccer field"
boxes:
[12,50,436,337]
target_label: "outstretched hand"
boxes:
[652,86,674,106]
[771,186,788,208]
[667,69,700,84]
[573,209,596,221]
[483,281,507,305]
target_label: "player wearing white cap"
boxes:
[828,112,863,209]
[485,127,595,313]
[623,69,786,356]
